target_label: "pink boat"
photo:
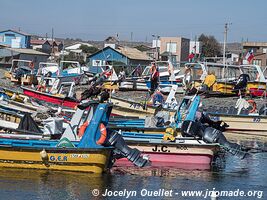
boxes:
[114,140,220,169]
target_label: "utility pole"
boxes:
[223,22,231,78]
[130,32,133,42]
[152,34,160,61]
[51,28,54,57]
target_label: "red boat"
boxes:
[21,84,79,108]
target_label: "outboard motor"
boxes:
[181,120,247,159]
[259,104,267,116]
[106,131,149,167]
[233,74,250,91]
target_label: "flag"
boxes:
[245,49,254,63]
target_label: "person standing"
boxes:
[150,63,159,93]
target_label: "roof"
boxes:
[243,42,267,47]
[0,29,31,36]
[30,39,48,45]
[65,43,92,50]
[117,46,153,60]
[104,36,118,43]
[30,39,62,46]
[7,48,49,56]
[88,46,153,61]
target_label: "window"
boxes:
[166,42,177,53]
[252,59,262,66]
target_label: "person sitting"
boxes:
[200,71,216,92]
[233,73,250,94]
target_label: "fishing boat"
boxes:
[239,64,267,97]
[0,100,151,172]
[109,94,267,137]
[21,81,79,108]
[5,59,36,85]
[184,62,267,97]
[184,62,240,96]
[114,134,220,169]
[119,61,184,93]
[0,103,114,173]
[112,95,246,168]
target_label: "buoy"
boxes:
[40,149,49,167]
[0,95,4,101]
[11,93,16,100]
[97,123,107,145]
[247,100,257,113]
[23,96,29,103]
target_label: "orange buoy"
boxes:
[78,121,89,138]
[248,100,257,113]
[97,123,107,145]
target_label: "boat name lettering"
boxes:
[152,145,170,153]
[70,154,89,159]
[49,156,68,162]
[253,117,261,123]
[176,146,188,150]
[0,113,11,122]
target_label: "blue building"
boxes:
[0,29,31,48]
[87,46,152,73]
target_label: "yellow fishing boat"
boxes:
[0,103,114,173]
[0,146,111,173]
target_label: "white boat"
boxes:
[119,61,184,93]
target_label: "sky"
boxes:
[1,0,266,43]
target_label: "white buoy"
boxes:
[31,84,35,89]
[0,95,4,101]
[23,96,29,103]
[11,93,16,100]
[55,107,62,115]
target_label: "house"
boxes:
[242,42,267,67]
[159,37,190,63]
[30,39,63,54]
[104,36,119,49]
[87,46,153,73]
[0,47,49,68]
[0,29,31,48]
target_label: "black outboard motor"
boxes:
[105,131,149,167]
[259,104,267,116]
[181,120,247,159]
[233,74,250,91]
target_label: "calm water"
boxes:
[0,140,266,200]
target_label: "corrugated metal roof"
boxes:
[7,48,49,56]
[117,46,153,60]
[0,29,31,36]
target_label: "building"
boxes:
[0,29,31,48]
[159,37,190,63]
[30,39,63,54]
[0,47,49,68]
[242,42,267,67]
[87,46,153,73]
[189,41,202,54]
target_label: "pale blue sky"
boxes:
[1,0,266,42]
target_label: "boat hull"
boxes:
[0,146,111,173]
[115,142,218,168]
[22,87,78,108]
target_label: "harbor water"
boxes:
[0,139,266,200]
